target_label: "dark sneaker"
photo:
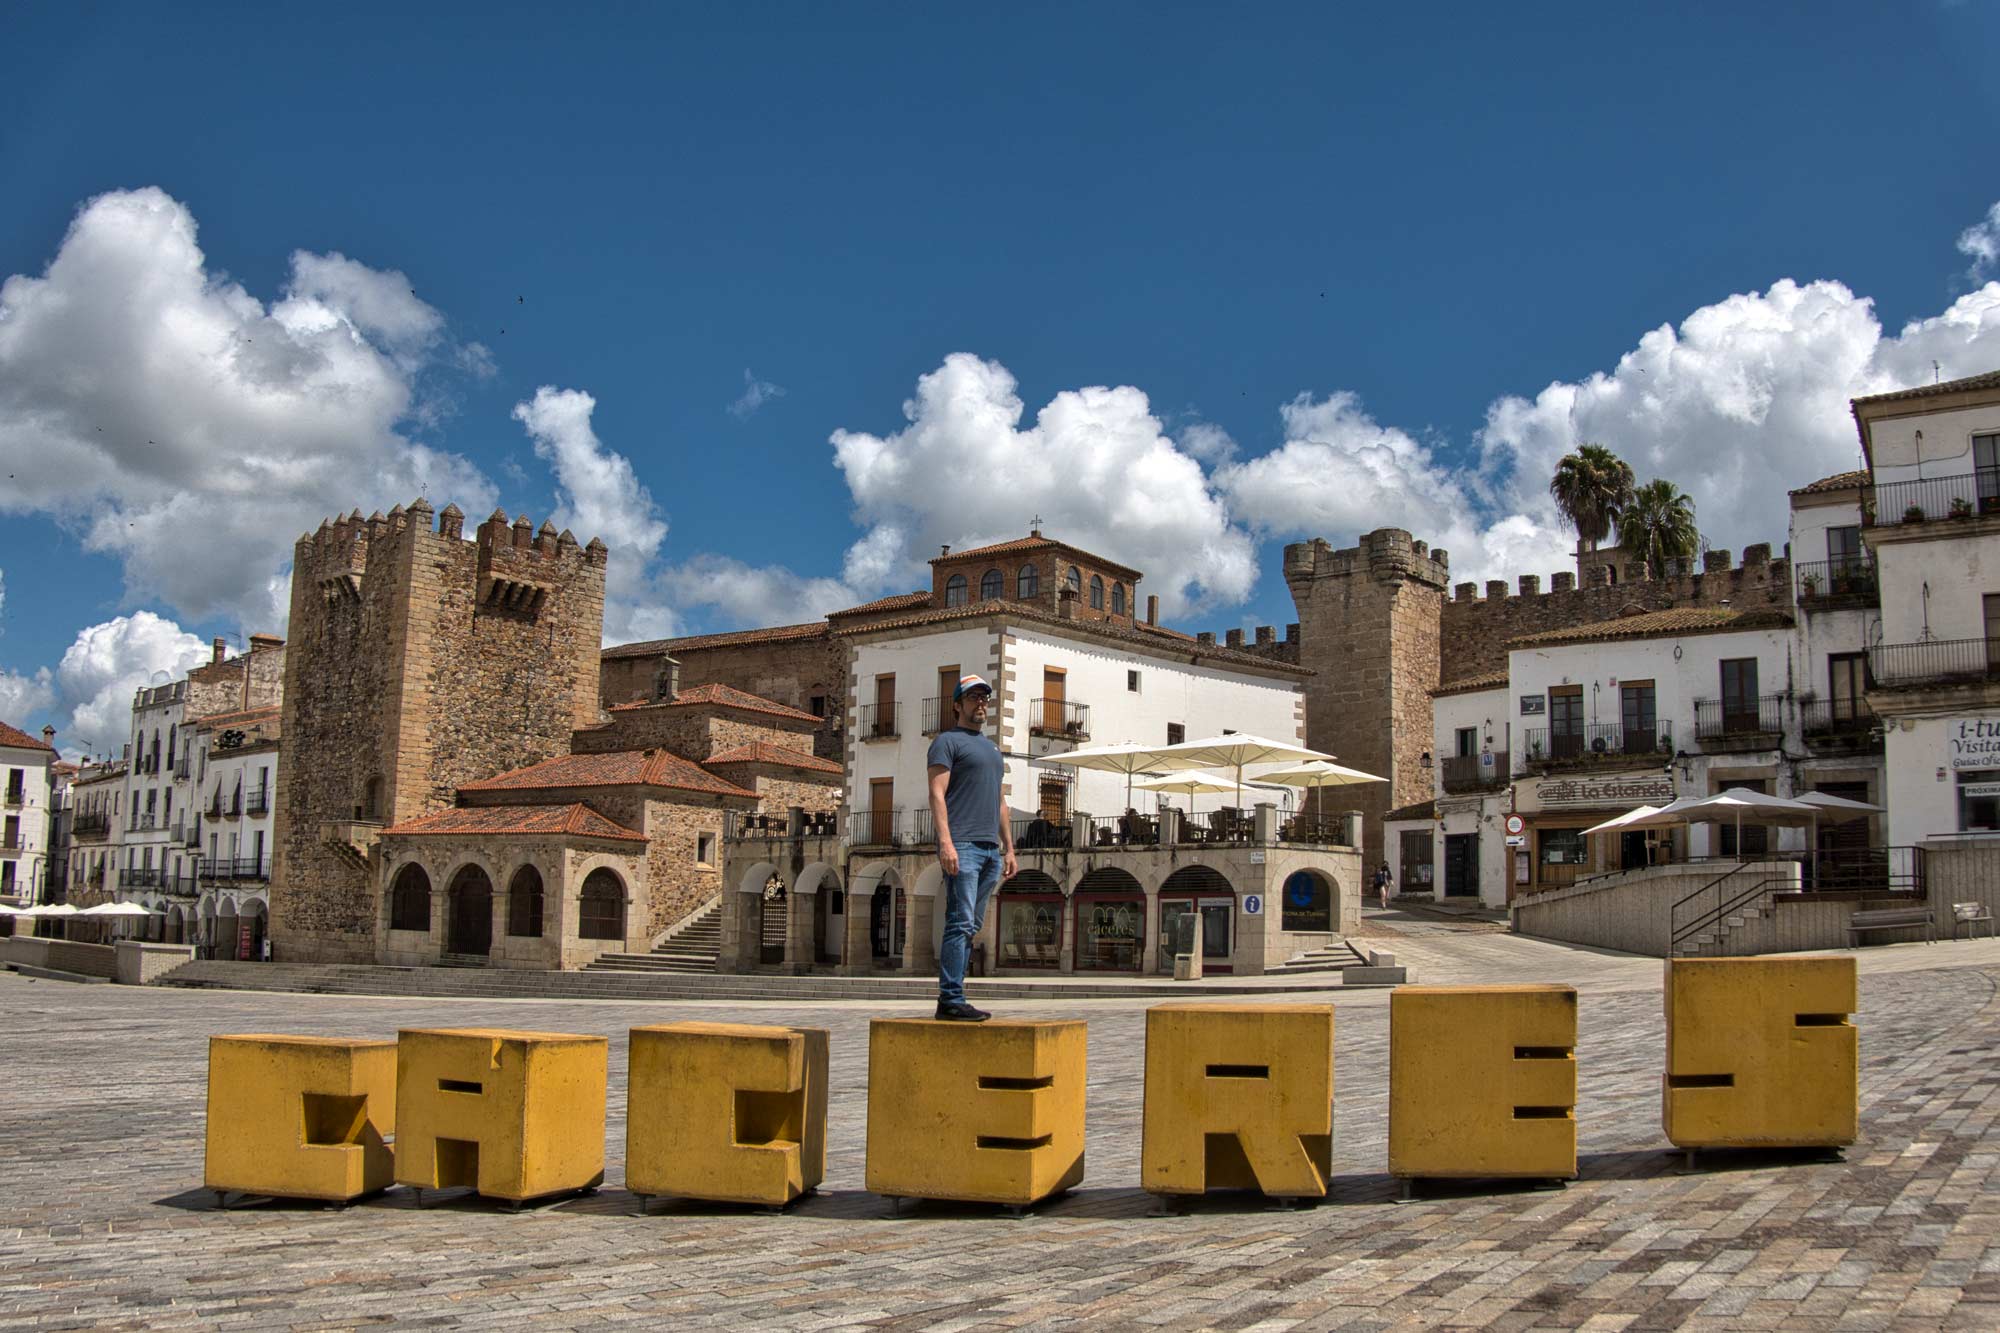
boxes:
[935,1000,991,1022]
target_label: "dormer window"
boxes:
[945,574,969,607]
[1089,575,1105,610]
[979,568,1002,601]
[1018,564,1039,599]
[1111,582,1126,615]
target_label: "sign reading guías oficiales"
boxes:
[1948,718,2000,771]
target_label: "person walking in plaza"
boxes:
[1373,861,1393,900]
[927,673,1016,1021]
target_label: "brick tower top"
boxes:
[1282,528,1453,597]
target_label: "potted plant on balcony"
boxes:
[1859,498,1876,527]
[1799,572,1820,601]
[1950,496,1974,520]
[1903,503,1926,524]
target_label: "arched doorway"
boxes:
[507,866,545,938]
[1160,864,1237,973]
[1073,867,1144,971]
[165,905,185,945]
[240,899,268,961]
[446,865,493,956]
[215,899,238,958]
[1280,869,1334,934]
[389,863,432,933]
[797,864,842,965]
[580,868,626,942]
[759,874,788,965]
[870,875,906,966]
[996,870,1063,969]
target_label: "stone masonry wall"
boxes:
[270,501,607,964]
[641,797,729,938]
[572,707,815,762]
[185,641,287,721]
[599,634,847,763]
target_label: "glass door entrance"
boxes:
[1157,896,1234,972]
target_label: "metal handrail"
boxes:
[1869,638,2000,688]
[1440,752,1509,792]
[858,702,900,741]
[1692,694,1787,739]
[1669,861,1781,955]
[1794,557,1877,605]
[1868,468,2000,527]
[1029,699,1091,739]
[1523,722,1672,765]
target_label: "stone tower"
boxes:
[269,501,608,962]
[1283,529,1450,870]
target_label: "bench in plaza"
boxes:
[1847,906,1935,946]
[1952,901,1996,940]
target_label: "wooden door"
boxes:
[869,778,894,845]
[1042,668,1066,733]
[874,674,896,738]
[936,664,958,733]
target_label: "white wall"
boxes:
[1874,534,2000,645]
[0,743,55,901]
[1882,714,2000,846]
[1433,688,1510,767]
[1867,401,2000,486]
[849,624,1002,827]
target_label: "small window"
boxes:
[979,568,1003,601]
[1017,564,1039,599]
[944,574,968,607]
[809,695,826,717]
[507,866,545,937]
[1090,575,1105,609]
[1127,670,1141,692]
[1167,723,1185,744]
[1456,727,1478,758]
[697,832,717,866]
[1111,583,1126,615]
[1066,566,1082,596]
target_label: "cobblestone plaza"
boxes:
[3,919,1998,1330]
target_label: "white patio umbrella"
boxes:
[1251,758,1388,824]
[1034,740,1181,814]
[18,904,78,917]
[80,901,159,917]
[1146,733,1337,807]
[0,904,24,916]
[1622,789,1818,861]
[1582,805,1664,837]
[1794,791,1884,886]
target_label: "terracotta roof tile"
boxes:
[1789,469,1870,497]
[929,534,1144,580]
[705,742,843,774]
[459,749,758,799]
[826,590,932,618]
[600,622,827,659]
[1433,669,1509,698]
[1851,368,2000,407]
[382,802,645,841]
[605,683,821,723]
[1384,799,1437,822]
[0,720,55,753]
[832,598,1313,677]
[1508,606,1793,649]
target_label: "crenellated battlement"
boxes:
[474,509,606,613]
[1441,542,1783,604]
[294,498,610,612]
[1283,528,1452,594]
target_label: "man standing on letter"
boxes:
[928,674,1015,1022]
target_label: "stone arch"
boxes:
[389,861,432,933]
[579,866,626,941]
[507,864,546,938]
[1280,867,1336,934]
[165,904,185,945]
[1160,863,1240,973]
[997,869,1065,969]
[239,898,268,961]
[735,859,780,896]
[445,863,494,956]
[757,869,788,964]
[795,863,844,965]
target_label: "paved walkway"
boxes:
[2,926,1997,1329]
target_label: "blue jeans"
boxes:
[938,841,1003,1004]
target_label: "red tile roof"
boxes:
[460,749,758,799]
[1507,606,1793,649]
[930,534,1144,580]
[1433,669,1510,698]
[705,742,843,774]
[827,590,931,619]
[382,803,645,841]
[0,720,54,753]
[600,621,828,660]
[1851,368,2000,407]
[605,682,821,723]
[1789,469,1869,497]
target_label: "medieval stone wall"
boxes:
[573,706,815,762]
[640,797,729,937]
[185,640,287,721]
[599,633,846,762]
[270,500,607,963]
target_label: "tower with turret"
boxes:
[270,501,608,961]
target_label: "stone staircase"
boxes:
[1673,898,1779,957]
[1276,939,1369,974]
[585,900,721,975]
[434,952,490,969]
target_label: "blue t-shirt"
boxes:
[926,726,1003,845]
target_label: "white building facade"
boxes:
[0,721,59,908]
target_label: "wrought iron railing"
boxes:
[1013,812,1070,850]
[1523,723,1673,766]
[1869,638,2000,688]
[245,786,270,817]
[1692,695,1787,741]
[853,806,904,848]
[1440,752,1509,792]
[1799,697,1877,737]
[201,857,271,882]
[3,785,22,807]
[72,812,110,838]
[1084,812,1159,847]
[858,702,900,741]
[1868,469,2000,527]
[1280,813,1358,847]
[1793,557,1878,606]
[1029,699,1091,740]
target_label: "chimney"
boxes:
[940,544,951,558]
[1146,594,1159,626]
[656,654,682,703]
[211,636,227,665]
[41,726,55,749]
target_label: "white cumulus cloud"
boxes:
[1960,200,2000,283]
[38,613,211,756]
[0,187,495,631]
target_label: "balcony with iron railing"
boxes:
[1798,697,1881,751]
[1522,723,1673,772]
[245,785,270,817]
[1867,468,2000,528]
[1440,751,1510,793]
[3,785,22,808]
[72,812,110,839]
[133,813,157,832]
[849,806,941,850]
[123,867,162,888]
[1793,557,1878,609]
[174,756,191,779]
[1028,699,1091,742]
[919,698,1003,737]
[726,809,843,841]
[202,856,271,882]
[1869,638,2000,690]
[185,821,201,847]
[1692,695,1788,748]
[857,702,900,742]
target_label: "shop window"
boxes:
[1537,827,1587,888]
[997,870,1063,968]
[1074,868,1145,972]
[1959,771,2000,833]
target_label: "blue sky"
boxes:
[4,2,2000,755]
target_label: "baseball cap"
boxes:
[953,673,994,701]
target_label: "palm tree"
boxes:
[1548,444,1635,553]
[1616,479,1700,579]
